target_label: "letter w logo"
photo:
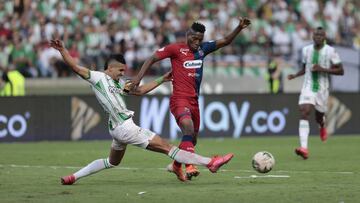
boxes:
[71,97,101,140]
[140,97,169,134]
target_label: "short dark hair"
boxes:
[315,26,326,34]
[191,22,206,33]
[104,54,126,70]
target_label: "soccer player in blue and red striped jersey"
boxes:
[130,17,251,181]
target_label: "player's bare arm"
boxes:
[288,64,306,80]
[215,17,251,50]
[49,39,90,79]
[128,71,172,96]
[311,63,344,75]
[130,54,162,89]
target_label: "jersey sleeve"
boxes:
[330,48,341,65]
[86,70,104,85]
[201,41,217,56]
[155,44,175,60]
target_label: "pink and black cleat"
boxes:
[320,127,327,142]
[207,153,234,173]
[295,147,309,160]
[61,174,76,185]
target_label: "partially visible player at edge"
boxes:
[287,27,344,159]
[50,39,234,185]
[128,17,251,181]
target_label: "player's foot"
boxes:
[320,127,327,142]
[167,163,187,182]
[295,147,309,160]
[185,165,200,180]
[61,174,76,185]
[207,153,234,173]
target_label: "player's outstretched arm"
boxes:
[128,71,172,96]
[288,64,306,80]
[130,54,162,89]
[49,39,90,79]
[215,17,251,50]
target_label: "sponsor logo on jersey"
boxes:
[183,60,203,69]
[180,48,189,56]
[108,86,123,94]
[198,50,204,57]
[188,73,200,77]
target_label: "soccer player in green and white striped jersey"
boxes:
[287,27,344,159]
[50,39,233,184]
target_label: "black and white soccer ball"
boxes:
[252,151,275,173]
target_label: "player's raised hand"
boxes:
[50,39,65,51]
[127,78,140,91]
[239,17,251,29]
[123,80,133,93]
[287,74,296,80]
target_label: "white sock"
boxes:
[299,120,310,149]
[168,147,211,166]
[73,158,114,180]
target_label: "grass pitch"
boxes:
[0,136,359,203]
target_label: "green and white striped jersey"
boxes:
[301,44,341,92]
[86,70,133,129]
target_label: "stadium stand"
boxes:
[0,0,359,92]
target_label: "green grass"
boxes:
[1,136,359,203]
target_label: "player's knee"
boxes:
[108,158,119,167]
[180,121,194,135]
[180,118,192,126]
[300,109,310,119]
[184,129,194,136]
[300,114,309,120]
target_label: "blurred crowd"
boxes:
[0,0,360,78]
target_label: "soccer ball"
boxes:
[252,151,275,173]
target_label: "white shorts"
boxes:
[109,119,156,151]
[298,89,329,113]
